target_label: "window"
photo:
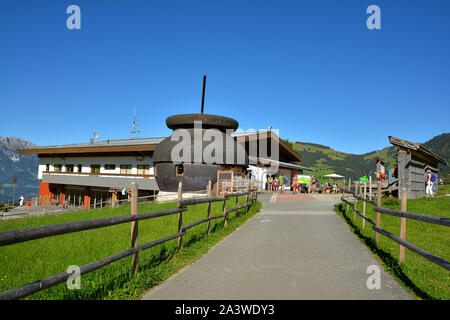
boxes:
[91,164,100,174]
[45,164,50,172]
[137,165,150,175]
[77,164,82,173]
[120,164,132,175]
[66,164,74,173]
[175,164,184,176]
[54,164,62,172]
[104,164,116,170]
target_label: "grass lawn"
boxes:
[436,184,450,196]
[335,196,450,300]
[0,196,261,300]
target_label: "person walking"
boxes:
[425,169,434,197]
[267,175,274,191]
[292,174,299,194]
[279,175,285,193]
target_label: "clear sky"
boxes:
[1,0,449,154]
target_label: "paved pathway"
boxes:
[142,192,412,300]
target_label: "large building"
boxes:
[20,113,312,208]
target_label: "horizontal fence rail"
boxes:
[181,215,227,231]
[372,207,450,227]
[340,183,450,271]
[0,180,259,300]
[0,208,187,247]
[0,231,187,300]
[372,226,450,271]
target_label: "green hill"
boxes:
[291,133,449,182]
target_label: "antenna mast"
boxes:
[129,107,141,137]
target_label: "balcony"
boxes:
[41,171,159,191]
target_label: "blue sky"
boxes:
[1,0,449,154]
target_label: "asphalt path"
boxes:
[142,192,412,300]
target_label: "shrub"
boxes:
[383,196,400,206]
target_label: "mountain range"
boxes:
[0,133,448,202]
[0,137,39,202]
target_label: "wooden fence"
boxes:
[340,182,450,271]
[341,177,399,198]
[0,181,258,300]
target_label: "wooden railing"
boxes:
[340,182,450,271]
[0,181,258,300]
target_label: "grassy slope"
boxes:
[0,198,261,300]
[292,142,397,181]
[335,196,450,300]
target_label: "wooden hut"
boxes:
[389,136,447,198]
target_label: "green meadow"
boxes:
[0,197,261,300]
[335,196,450,300]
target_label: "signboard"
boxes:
[297,175,311,184]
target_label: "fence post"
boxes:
[353,181,358,221]
[399,188,407,263]
[206,180,212,235]
[369,176,373,201]
[130,182,139,277]
[222,195,228,227]
[376,181,381,244]
[245,182,249,212]
[177,182,183,250]
[362,182,367,229]
[235,192,239,218]
[346,193,349,212]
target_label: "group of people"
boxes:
[267,175,289,192]
[322,182,339,193]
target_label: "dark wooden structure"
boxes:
[389,136,447,198]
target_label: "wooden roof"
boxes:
[19,138,164,155]
[19,132,304,164]
[388,136,447,164]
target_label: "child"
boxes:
[273,177,279,191]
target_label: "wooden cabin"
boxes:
[389,136,447,198]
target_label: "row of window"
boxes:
[45,164,151,175]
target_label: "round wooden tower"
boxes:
[152,113,248,192]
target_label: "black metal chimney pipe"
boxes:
[201,74,206,114]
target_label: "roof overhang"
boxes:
[232,130,303,163]
[19,138,164,155]
[388,136,447,165]
[248,156,313,172]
